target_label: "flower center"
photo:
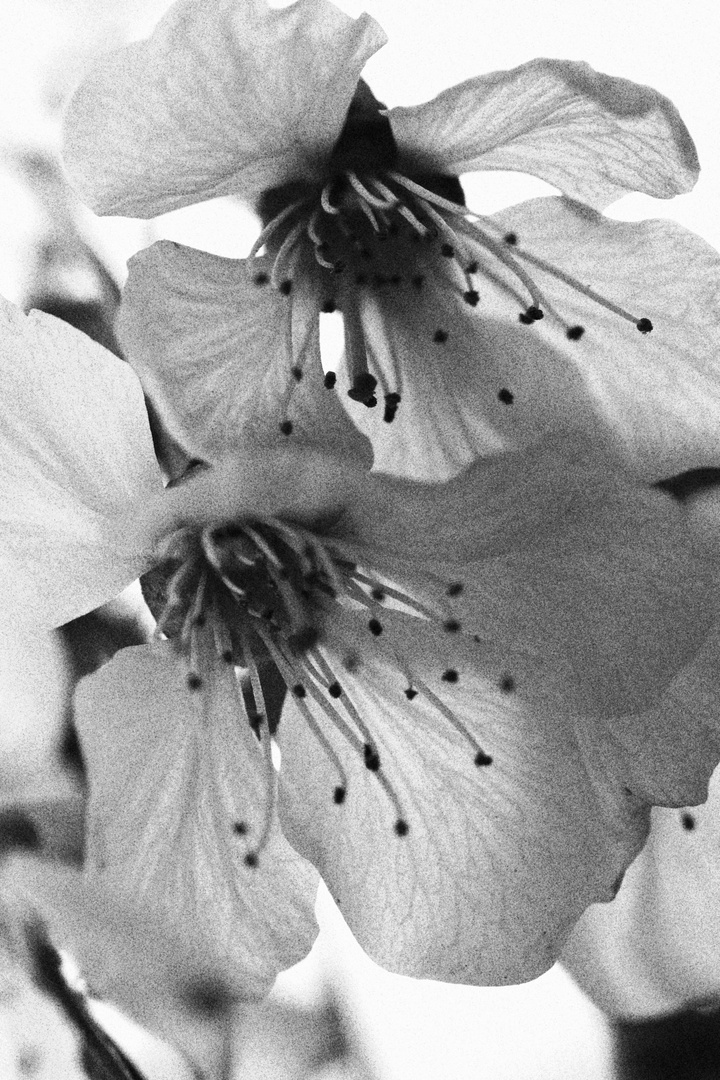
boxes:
[251,81,654,435]
[146,514,496,867]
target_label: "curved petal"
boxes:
[74,642,319,997]
[339,198,720,482]
[277,608,652,986]
[63,0,387,217]
[390,59,698,210]
[0,297,161,628]
[563,634,720,1018]
[118,241,372,465]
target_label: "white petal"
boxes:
[74,642,319,997]
[0,297,161,627]
[341,198,720,482]
[63,0,387,217]
[389,59,698,210]
[118,241,372,464]
[278,608,651,986]
[563,632,720,1018]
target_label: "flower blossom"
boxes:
[5,290,720,987]
[0,295,319,998]
[64,0,720,481]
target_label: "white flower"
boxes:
[63,0,720,481]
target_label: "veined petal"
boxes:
[74,642,319,997]
[341,197,720,482]
[389,59,698,210]
[63,0,387,217]
[490,197,720,479]
[118,240,372,464]
[0,297,161,628]
[277,615,651,985]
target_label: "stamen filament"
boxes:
[348,171,398,210]
[247,200,306,267]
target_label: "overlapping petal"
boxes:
[73,641,320,999]
[0,296,161,627]
[118,240,372,465]
[562,635,720,1018]
[63,0,386,217]
[390,58,698,210]
[148,437,717,986]
[340,197,720,481]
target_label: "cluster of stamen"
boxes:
[251,166,654,435]
[152,520,496,867]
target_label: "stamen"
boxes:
[404,668,493,767]
[348,171,398,209]
[269,219,305,291]
[320,182,341,216]
[247,199,306,267]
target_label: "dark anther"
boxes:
[446,581,463,597]
[463,289,480,306]
[368,618,383,636]
[466,260,479,274]
[291,366,303,382]
[441,668,459,683]
[383,392,401,423]
[234,821,248,836]
[394,819,409,837]
[566,325,585,340]
[363,744,381,772]
[433,329,449,343]
[194,614,206,628]
[444,619,461,633]
[499,674,516,693]
[504,232,518,246]
[371,587,386,601]
[636,317,653,334]
[253,271,270,286]
[497,388,514,405]
[474,751,493,767]
[404,687,418,700]
[682,812,696,831]
[526,305,544,321]
[244,852,259,868]
[389,275,401,286]
[321,299,337,313]
[279,279,293,296]
[280,420,293,435]
[411,274,425,289]
[293,683,307,698]
[440,243,455,257]
[222,649,234,664]
[348,372,378,405]
[186,672,203,691]
[328,682,342,698]
[333,786,347,805]
[324,371,337,389]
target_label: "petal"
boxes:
[389,59,698,210]
[340,198,720,482]
[0,297,161,628]
[63,0,386,217]
[118,241,372,465]
[74,641,319,997]
[277,606,652,986]
[563,633,720,1018]
[344,438,715,716]
[2,853,247,1067]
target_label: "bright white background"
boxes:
[1,1,719,1077]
